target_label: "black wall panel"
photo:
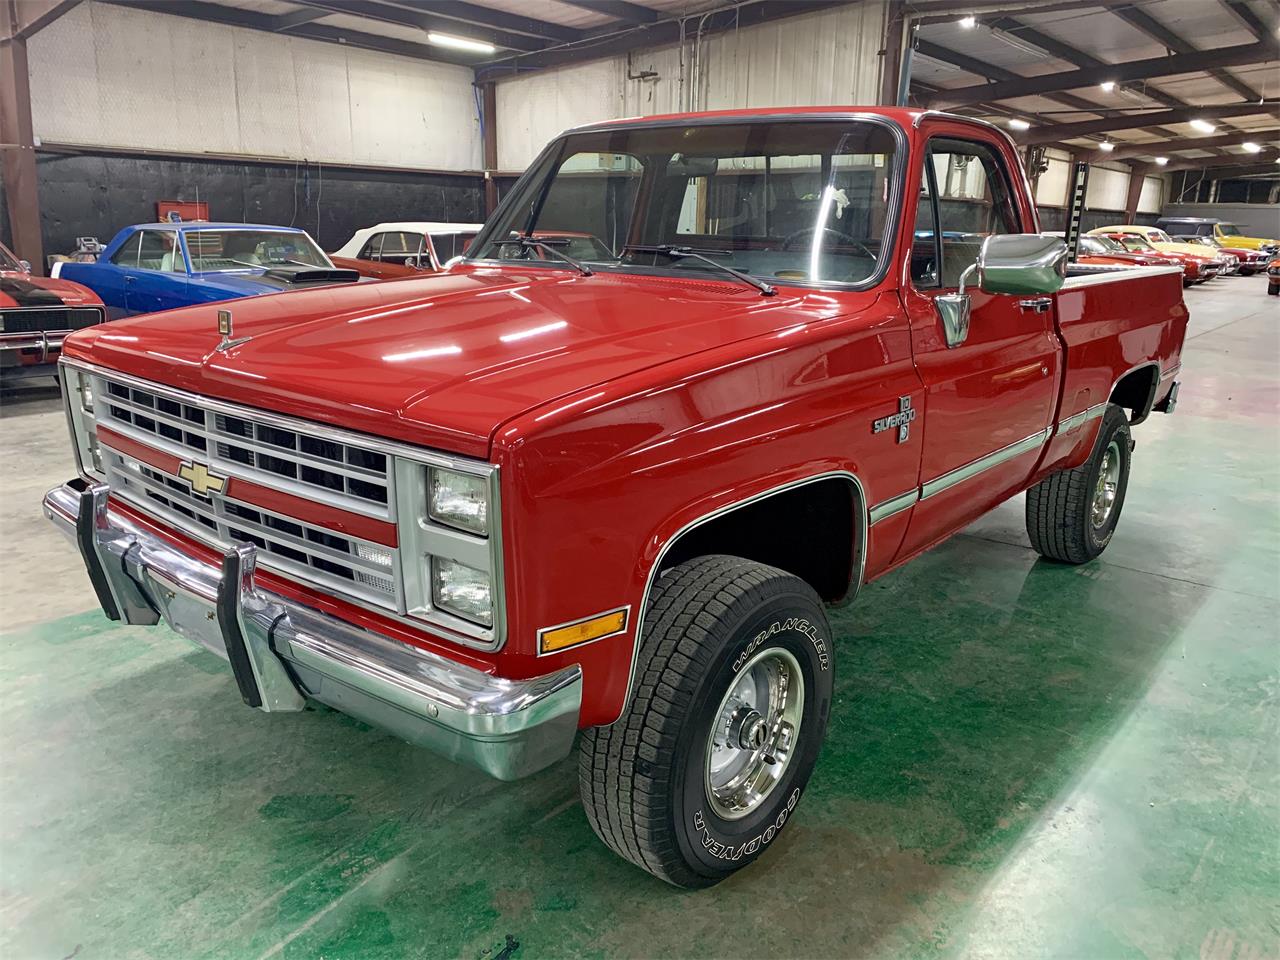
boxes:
[15,151,485,260]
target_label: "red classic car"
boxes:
[1096,232,1219,285]
[44,107,1186,888]
[330,221,483,279]
[0,241,105,381]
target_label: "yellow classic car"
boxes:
[1088,224,1236,263]
[1155,217,1279,254]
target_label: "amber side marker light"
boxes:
[539,608,629,655]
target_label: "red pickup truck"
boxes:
[44,107,1185,888]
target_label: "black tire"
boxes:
[578,555,833,888]
[1026,403,1132,564]
[1268,282,1279,296]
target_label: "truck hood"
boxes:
[64,267,840,458]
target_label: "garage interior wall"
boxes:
[494,3,888,172]
[7,0,487,257]
[28,2,482,169]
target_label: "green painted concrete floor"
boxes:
[2,278,1277,959]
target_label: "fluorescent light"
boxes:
[1099,141,1115,152]
[1242,142,1262,153]
[1189,119,1216,133]
[1007,118,1031,131]
[427,32,495,54]
[1154,156,1169,165]
[1100,81,1116,92]
[958,15,976,28]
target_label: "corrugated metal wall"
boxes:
[27,1,482,171]
[496,3,888,171]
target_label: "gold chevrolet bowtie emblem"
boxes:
[178,461,226,497]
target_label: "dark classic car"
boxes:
[0,241,105,381]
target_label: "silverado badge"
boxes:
[872,396,916,443]
[178,461,227,497]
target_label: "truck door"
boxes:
[897,130,1059,557]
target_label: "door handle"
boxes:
[1018,297,1052,313]
[125,275,136,283]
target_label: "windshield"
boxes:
[184,230,330,272]
[1094,236,1126,253]
[1117,236,1154,253]
[1147,229,1174,243]
[471,120,900,287]
[1218,223,1241,236]
[0,243,21,271]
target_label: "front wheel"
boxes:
[578,555,833,888]
[1026,403,1132,564]
[1268,281,1279,296]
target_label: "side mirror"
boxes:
[18,259,32,273]
[976,233,1068,296]
[934,234,1068,349]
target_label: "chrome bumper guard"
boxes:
[43,480,581,781]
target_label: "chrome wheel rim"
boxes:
[1092,439,1121,528]
[704,647,804,821]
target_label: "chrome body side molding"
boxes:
[920,429,1050,501]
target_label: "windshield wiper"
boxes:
[492,236,593,277]
[623,244,775,296]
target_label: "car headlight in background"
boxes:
[432,557,493,626]
[428,467,489,535]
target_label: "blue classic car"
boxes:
[52,222,359,318]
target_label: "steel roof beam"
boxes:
[1014,101,1280,144]
[283,0,553,52]
[929,39,1280,108]
[554,0,658,24]
[1110,4,1262,103]
[102,0,482,65]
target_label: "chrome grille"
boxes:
[104,448,399,608]
[98,377,391,516]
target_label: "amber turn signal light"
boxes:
[538,608,628,655]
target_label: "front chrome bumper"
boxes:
[43,480,581,780]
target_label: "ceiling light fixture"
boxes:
[1099,141,1115,152]
[1242,142,1262,153]
[1189,119,1216,133]
[1100,81,1116,92]
[1008,118,1031,131]
[427,31,496,54]
[958,15,977,28]
[1154,156,1169,165]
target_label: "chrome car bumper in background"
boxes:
[42,479,581,781]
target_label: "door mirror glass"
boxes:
[976,234,1067,296]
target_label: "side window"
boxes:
[911,168,941,287]
[431,232,477,262]
[110,233,141,267]
[927,138,1021,288]
[358,234,384,261]
[378,232,420,261]
[137,230,182,272]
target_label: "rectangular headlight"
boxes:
[428,467,489,536]
[431,557,493,626]
[77,370,94,414]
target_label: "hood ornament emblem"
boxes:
[215,309,252,353]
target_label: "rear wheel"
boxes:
[578,555,833,888]
[1026,404,1132,564]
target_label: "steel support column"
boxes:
[0,17,42,273]
[481,81,498,216]
[1123,163,1150,223]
